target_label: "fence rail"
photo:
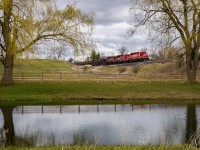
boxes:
[1,72,199,83]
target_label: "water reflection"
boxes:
[186,104,199,146]
[0,106,15,146]
[0,104,199,147]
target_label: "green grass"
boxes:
[91,62,184,74]
[3,145,199,150]
[0,59,72,73]
[0,59,184,75]
[0,81,200,106]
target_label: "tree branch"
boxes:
[161,0,188,46]
[0,43,5,52]
[17,33,67,54]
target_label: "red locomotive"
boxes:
[74,51,149,66]
[105,51,149,65]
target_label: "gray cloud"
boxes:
[57,0,150,58]
[58,0,131,25]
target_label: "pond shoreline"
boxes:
[3,145,198,150]
[0,82,200,106]
[1,96,200,106]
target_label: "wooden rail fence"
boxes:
[13,105,156,114]
[1,72,199,83]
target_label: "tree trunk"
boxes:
[187,69,197,83]
[1,54,14,85]
[186,104,199,147]
[0,106,15,147]
[186,49,199,83]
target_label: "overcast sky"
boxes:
[57,0,150,57]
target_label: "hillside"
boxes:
[0,59,73,73]
[81,61,186,74]
[0,59,189,75]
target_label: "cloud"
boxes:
[58,0,131,25]
[57,0,150,59]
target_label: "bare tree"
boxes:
[118,46,128,55]
[49,46,68,60]
[150,47,178,60]
[0,0,94,84]
[129,0,200,82]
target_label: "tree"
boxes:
[129,0,200,82]
[0,0,94,84]
[49,46,68,60]
[150,47,177,60]
[91,50,97,61]
[90,50,100,61]
[118,46,128,55]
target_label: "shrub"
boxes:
[132,65,140,74]
[118,67,126,73]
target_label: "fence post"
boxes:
[132,74,134,84]
[78,73,80,83]
[42,72,44,83]
[148,74,151,83]
[115,73,117,84]
[165,73,168,83]
[182,72,184,83]
[60,72,62,83]
[96,74,99,83]
[22,72,24,83]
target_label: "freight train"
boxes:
[105,51,149,65]
[74,51,149,66]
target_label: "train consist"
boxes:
[75,51,149,66]
[105,51,149,65]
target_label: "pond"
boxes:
[0,104,199,147]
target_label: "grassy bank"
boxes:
[0,58,185,75]
[0,59,73,73]
[0,81,200,105]
[3,145,199,150]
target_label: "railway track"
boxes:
[105,59,173,66]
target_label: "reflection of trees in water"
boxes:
[15,134,38,147]
[162,118,185,144]
[46,132,56,145]
[186,104,199,146]
[73,130,96,145]
[1,106,15,146]
[0,107,38,147]
[0,104,200,147]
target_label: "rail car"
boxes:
[105,51,149,65]
[75,51,149,66]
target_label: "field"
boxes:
[0,59,73,73]
[1,59,199,83]
[0,58,187,74]
[0,59,200,105]
[0,82,200,105]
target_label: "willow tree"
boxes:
[129,0,200,82]
[0,0,94,84]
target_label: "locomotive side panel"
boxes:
[105,51,149,65]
